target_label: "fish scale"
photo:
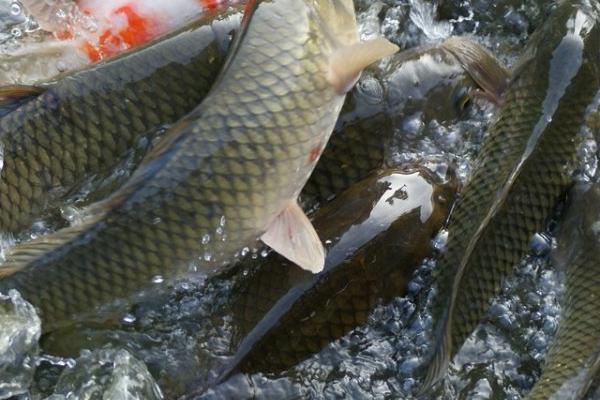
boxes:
[425,0,600,387]
[0,0,392,329]
[0,13,233,235]
[526,251,600,400]
[525,184,600,400]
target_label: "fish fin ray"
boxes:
[1,212,105,273]
[328,38,399,94]
[442,37,510,105]
[0,85,45,116]
[261,200,325,273]
[0,266,22,279]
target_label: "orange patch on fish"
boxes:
[308,144,323,163]
[241,0,258,25]
[199,0,220,10]
[112,5,155,48]
[80,40,102,62]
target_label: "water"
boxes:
[0,0,591,398]
[0,290,40,399]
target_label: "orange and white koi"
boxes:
[21,0,242,61]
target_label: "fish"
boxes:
[422,0,600,389]
[214,167,456,383]
[35,37,508,367]
[0,0,398,328]
[3,0,242,85]
[524,183,600,400]
[0,9,241,236]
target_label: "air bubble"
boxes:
[10,3,21,16]
[202,234,210,245]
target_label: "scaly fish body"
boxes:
[424,0,600,387]
[525,183,600,400]
[218,167,456,380]
[0,11,239,235]
[0,0,397,328]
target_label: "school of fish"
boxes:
[0,0,599,398]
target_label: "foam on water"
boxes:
[0,290,41,399]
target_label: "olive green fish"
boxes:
[0,10,242,236]
[423,0,600,388]
[525,183,600,400]
[0,0,397,328]
[215,167,456,382]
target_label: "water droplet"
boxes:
[152,217,161,225]
[151,275,164,284]
[203,252,212,262]
[10,3,21,16]
[215,226,224,235]
[219,216,226,226]
[56,60,67,72]
[529,232,552,256]
[122,314,136,324]
[201,234,210,245]
[11,27,21,38]
[432,229,448,251]
[240,247,250,257]
[260,249,269,258]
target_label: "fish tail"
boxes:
[418,307,453,395]
[442,37,510,105]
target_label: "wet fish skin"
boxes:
[424,0,600,388]
[0,0,397,328]
[0,11,238,235]
[525,184,600,400]
[218,167,456,378]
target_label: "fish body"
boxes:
[218,167,456,380]
[525,183,600,400]
[0,11,239,236]
[0,0,397,328]
[424,0,600,388]
[5,0,241,85]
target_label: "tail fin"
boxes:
[442,37,510,105]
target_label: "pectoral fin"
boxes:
[329,38,399,94]
[261,200,325,273]
[0,85,45,117]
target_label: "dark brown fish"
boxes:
[216,167,456,381]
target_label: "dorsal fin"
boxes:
[0,85,46,117]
